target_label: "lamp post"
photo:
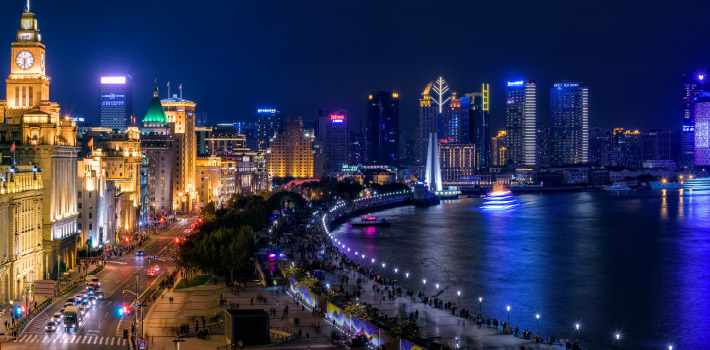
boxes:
[615,333,621,350]
[422,279,427,295]
[506,306,510,325]
[173,338,185,350]
[536,314,540,337]
[478,297,483,316]
[457,291,461,305]
[575,323,580,342]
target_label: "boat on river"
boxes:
[351,215,392,227]
[604,182,632,192]
[480,185,519,211]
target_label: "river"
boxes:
[330,191,710,349]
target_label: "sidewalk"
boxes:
[143,276,341,349]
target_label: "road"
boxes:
[3,217,195,350]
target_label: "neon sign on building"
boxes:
[330,114,345,123]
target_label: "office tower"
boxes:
[256,108,283,151]
[608,128,641,168]
[366,91,400,164]
[267,118,314,178]
[682,74,705,169]
[506,81,536,167]
[317,110,349,174]
[162,92,197,212]
[440,143,476,185]
[491,130,507,167]
[642,129,672,162]
[588,126,612,165]
[99,75,133,130]
[235,121,259,151]
[195,112,208,126]
[550,81,589,165]
[207,123,247,155]
[348,130,363,165]
[195,126,212,155]
[141,88,175,216]
[419,77,450,163]
[0,7,79,277]
[536,123,552,169]
[694,92,710,166]
[461,84,490,171]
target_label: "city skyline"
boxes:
[1,1,708,133]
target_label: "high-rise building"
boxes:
[77,150,111,247]
[550,81,589,166]
[440,143,476,185]
[99,75,133,130]
[682,74,705,169]
[642,129,672,162]
[162,93,197,213]
[366,91,400,164]
[608,128,641,168]
[267,118,313,178]
[491,130,507,167]
[694,92,710,166]
[195,126,212,155]
[317,110,349,174]
[256,108,283,151]
[461,84,490,171]
[206,124,246,155]
[419,77,450,164]
[141,88,174,216]
[0,7,79,277]
[235,121,259,151]
[588,126,612,165]
[536,123,551,169]
[506,81,536,167]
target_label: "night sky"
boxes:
[1,0,709,134]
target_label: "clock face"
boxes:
[23,20,30,29]
[41,53,45,71]
[16,50,34,70]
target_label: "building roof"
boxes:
[143,89,168,124]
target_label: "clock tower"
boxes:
[6,9,48,110]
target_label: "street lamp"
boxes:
[536,314,540,337]
[615,333,621,350]
[405,272,409,278]
[575,323,580,342]
[478,297,483,316]
[394,268,398,273]
[506,306,510,324]
[422,279,427,295]
[173,338,185,350]
[457,291,461,305]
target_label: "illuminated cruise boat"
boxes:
[480,185,520,211]
[683,177,710,191]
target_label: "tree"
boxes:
[203,202,216,222]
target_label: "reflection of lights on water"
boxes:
[364,226,376,234]
[480,187,520,211]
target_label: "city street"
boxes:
[2,218,195,350]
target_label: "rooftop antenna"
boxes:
[167,81,171,99]
[25,0,30,12]
[179,83,183,99]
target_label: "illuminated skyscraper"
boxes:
[99,75,133,130]
[682,74,705,169]
[550,81,589,166]
[162,92,197,212]
[694,92,710,166]
[506,81,536,167]
[317,109,348,174]
[267,118,313,178]
[256,108,283,151]
[491,130,507,167]
[460,84,490,171]
[366,91,400,164]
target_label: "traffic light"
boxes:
[124,236,129,243]
[175,237,180,244]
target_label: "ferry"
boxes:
[480,185,520,211]
[683,177,710,190]
[649,181,682,190]
[352,216,391,227]
[604,183,632,192]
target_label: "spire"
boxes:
[25,0,30,13]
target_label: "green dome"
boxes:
[143,88,167,124]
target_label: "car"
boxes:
[64,302,74,308]
[349,334,369,347]
[78,306,86,315]
[95,291,104,300]
[66,298,75,304]
[80,290,88,298]
[147,268,155,277]
[52,312,63,322]
[88,296,97,305]
[136,250,144,256]
[46,321,57,332]
[81,300,91,310]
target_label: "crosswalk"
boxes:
[16,334,128,346]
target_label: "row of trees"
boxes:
[178,191,306,283]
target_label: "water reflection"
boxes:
[331,191,710,349]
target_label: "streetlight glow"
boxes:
[506,305,510,312]
[536,314,540,319]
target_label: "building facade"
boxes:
[0,8,79,278]
[0,165,43,303]
[162,94,197,213]
[694,92,710,166]
[682,74,705,169]
[550,82,589,166]
[267,118,313,178]
[316,109,349,174]
[256,108,283,151]
[366,91,399,164]
[506,81,536,167]
[461,84,490,171]
[440,143,476,185]
[141,88,174,217]
[99,75,133,131]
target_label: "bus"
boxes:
[64,306,82,331]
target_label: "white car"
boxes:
[52,312,63,322]
[46,321,57,332]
